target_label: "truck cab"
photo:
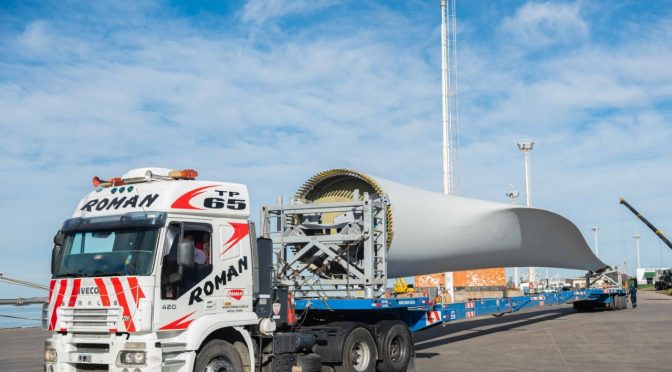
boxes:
[44,168,262,371]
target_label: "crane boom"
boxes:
[0,273,49,291]
[619,197,672,250]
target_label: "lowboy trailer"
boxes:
[294,287,627,333]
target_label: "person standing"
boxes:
[629,279,638,309]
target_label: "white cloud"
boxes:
[501,2,588,47]
[240,0,340,24]
[17,20,50,53]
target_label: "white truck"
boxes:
[43,167,625,372]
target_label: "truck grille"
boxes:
[75,364,108,372]
[75,343,109,353]
[60,308,121,331]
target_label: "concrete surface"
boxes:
[1,291,670,371]
[414,290,672,371]
[0,326,47,372]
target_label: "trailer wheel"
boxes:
[339,327,377,372]
[573,301,590,312]
[376,322,412,372]
[194,339,243,372]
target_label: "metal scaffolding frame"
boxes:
[261,194,388,299]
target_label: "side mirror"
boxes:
[177,241,195,268]
[51,245,61,276]
[53,233,65,247]
[51,232,64,275]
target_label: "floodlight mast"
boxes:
[440,0,459,302]
[441,0,452,195]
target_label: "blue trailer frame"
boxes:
[295,288,626,333]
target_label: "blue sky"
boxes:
[1,0,672,298]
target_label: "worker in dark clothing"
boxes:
[629,280,638,308]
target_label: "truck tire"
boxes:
[376,322,412,372]
[338,327,377,372]
[194,339,244,372]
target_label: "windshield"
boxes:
[54,227,159,278]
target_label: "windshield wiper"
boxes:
[95,272,128,277]
[55,271,87,278]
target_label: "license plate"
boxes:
[77,354,92,363]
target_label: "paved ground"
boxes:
[414,290,672,371]
[1,291,670,371]
[0,327,47,372]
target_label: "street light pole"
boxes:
[591,227,600,258]
[634,233,641,270]
[506,187,520,288]
[517,141,534,207]
[517,140,535,288]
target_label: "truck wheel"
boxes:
[339,327,376,372]
[194,339,243,372]
[376,322,412,372]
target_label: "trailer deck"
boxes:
[295,287,627,332]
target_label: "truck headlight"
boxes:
[120,351,146,365]
[44,341,57,363]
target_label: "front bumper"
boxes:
[45,332,195,372]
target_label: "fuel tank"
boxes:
[296,169,606,278]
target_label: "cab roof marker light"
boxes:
[92,176,125,188]
[168,169,198,180]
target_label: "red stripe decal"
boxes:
[94,278,111,306]
[67,278,81,307]
[110,277,135,332]
[170,185,218,210]
[220,222,250,256]
[159,312,195,331]
[49,280,68,331]
[126,277,145,306]
[48,280,56,302]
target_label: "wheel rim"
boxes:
[388,335,403,362]
[350,340,372,372]
[204,357,234,372]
